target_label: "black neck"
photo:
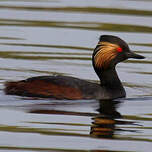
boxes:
[95,67,123,88]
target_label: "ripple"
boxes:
[1,19,152,33]
[0,5,152,17]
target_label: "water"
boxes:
[0,0,152,151]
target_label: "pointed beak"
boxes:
[125,50,145,59]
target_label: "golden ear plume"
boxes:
[94,42,119,69]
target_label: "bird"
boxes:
[4,35,145,100]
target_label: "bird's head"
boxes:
[92,35,145,70]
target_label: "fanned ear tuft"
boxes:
[94,42,119,69]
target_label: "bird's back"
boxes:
[5,75,103,100]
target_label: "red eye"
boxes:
[117,47,123,52]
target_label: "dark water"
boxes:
[0,0,152,152]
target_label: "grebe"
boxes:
[4,35,145,100]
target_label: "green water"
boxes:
[0,0,152,152]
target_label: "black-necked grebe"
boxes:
[4,35,145,100]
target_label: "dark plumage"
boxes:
[4,35,145,100]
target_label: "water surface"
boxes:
[0,0,152,152]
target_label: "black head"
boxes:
[93,35,145,70]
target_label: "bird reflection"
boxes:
[97,100,122,118]
[90,100,120,138]
[90,100,136,139]
[26,99,138,139]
